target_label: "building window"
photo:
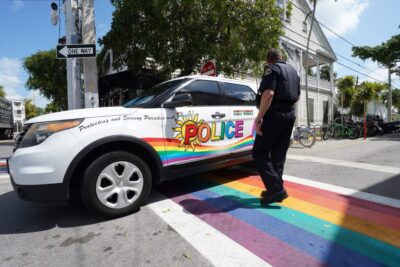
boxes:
[308,98,314,123]
[323,100,329,124]
[303,21,307,33]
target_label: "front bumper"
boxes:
[9,168,68,202]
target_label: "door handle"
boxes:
[211,112,226,119]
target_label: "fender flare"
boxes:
[63,135,162,186]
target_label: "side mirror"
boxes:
[163,93,193,108]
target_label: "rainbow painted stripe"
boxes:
[157,168,400,267]
[143,135,255,165]
[0,160,7,174]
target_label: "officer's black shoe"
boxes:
[260,190,288,206]
[260,189,287,198]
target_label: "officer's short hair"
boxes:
[267,48,282,63]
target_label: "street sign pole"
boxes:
[82,0,99,108]
[65,0,83,110]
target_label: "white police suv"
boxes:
[9,75,258,217]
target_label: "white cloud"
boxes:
[12,0,23,10]
[0,57,50,108]
[316,0,369,38]
[0,58,24,100]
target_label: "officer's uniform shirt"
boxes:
[258,62,300,107]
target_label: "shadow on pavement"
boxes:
[357,173,400,199]
[0,190,105,235]
[367,132,400,141]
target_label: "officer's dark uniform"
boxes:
[252,61,300,197]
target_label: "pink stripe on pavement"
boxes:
[167,191,323,267]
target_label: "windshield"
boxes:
[123,79,188,108]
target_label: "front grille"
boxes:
[14,123,32,152]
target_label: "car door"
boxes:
[221,82,258,154]
[162,79,231,166]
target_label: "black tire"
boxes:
[323,127,334,140]
[299,130,316,148]
[81,151,152,218]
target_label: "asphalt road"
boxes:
[0,134,399,266]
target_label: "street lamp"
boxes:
[50,2,59,26]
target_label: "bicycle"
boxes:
[323,121,360,140]
[291,126,316,148]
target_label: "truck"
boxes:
[0,97,13,139]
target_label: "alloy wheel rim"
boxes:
[95,161,144,209]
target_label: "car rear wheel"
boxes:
[81,151,152,218]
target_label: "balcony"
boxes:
[301,74,331,92]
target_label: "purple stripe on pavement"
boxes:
[160,187,323,267]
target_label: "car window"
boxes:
[224,83,256,106]
[179,80,222,106]
[123,79,188,108]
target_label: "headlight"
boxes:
[19,119,83,149]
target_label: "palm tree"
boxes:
[0,85,5,98]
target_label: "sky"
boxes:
[0,0,399,108]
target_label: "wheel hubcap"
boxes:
[95,161,144,209]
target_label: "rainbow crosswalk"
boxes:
[157,168,400,267]
[0,159,7,174]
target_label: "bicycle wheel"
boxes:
[299,129,316,147]
[323,127,334,140]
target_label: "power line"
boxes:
[282,3,400,88]
[288,1,358,47]
[281,33,398,87]
[282,25,391,82]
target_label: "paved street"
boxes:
[0,135,400,266]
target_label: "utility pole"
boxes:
[388,68,392,122]
[304,0,317,128]
[82,0,99,108]
[65,0,83,110]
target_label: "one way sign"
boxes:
[57,44,96,59]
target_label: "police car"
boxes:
[9,75,258,218]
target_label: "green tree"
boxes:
[351,81,386,117]
[352,34,400,120]
[352,34,400,75]
[320,64,337,81]
[336,76,356,108]
[23,49,67,110]
[382,89,400,110]
[101,0,285,77]
[24,99,39,120]
[45,102,62,113]
[0,85,5,98]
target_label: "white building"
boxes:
[279,0,336,126]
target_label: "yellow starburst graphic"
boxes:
[173,114,204,151]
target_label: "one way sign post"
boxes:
[57,44,96,59]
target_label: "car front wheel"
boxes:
[81,151,152,218]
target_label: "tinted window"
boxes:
[224,83,256,106]
[179,80,222,106]
[123,79,188,108]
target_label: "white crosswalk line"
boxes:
[287,154,400,174]
[148,191,270,267]
[284,175,400,209]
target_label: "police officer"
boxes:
[253,48,300,206]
